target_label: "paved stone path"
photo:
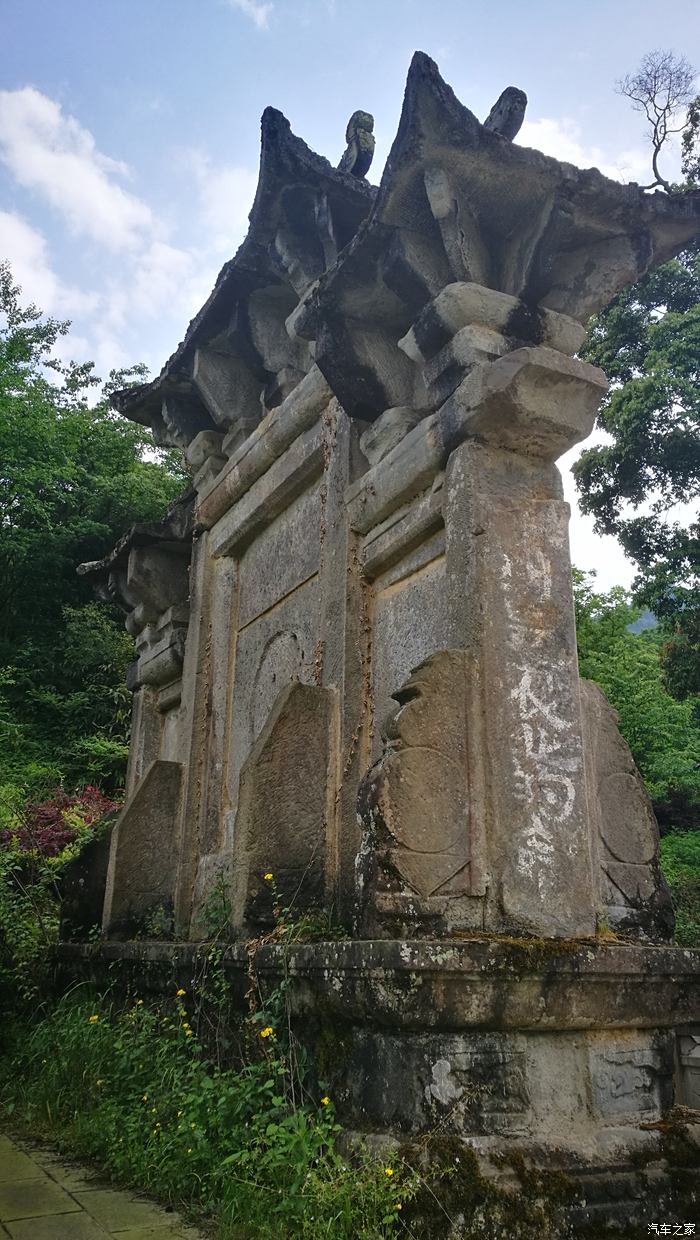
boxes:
[0,1134,204,1240]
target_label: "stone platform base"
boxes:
[55,937,700,1232]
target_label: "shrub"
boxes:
[0,990,410,1239]
[0,785,119,1002]
[660,829,700,946]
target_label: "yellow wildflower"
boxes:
[187,1148,192,1154]
[185,1029,193,1037]
[176,988,186,997]
[384,1167,394,1177]
[135,999,144,1006]
[142,1094,148,1102]
[88,1015,99,1024]
[396,1203,402,1210]
[264,872,273,881]
[259,1026,274,1038]
[96,1080,103,1087]
[177,1110,183,1117]
[321,1096,330,1106]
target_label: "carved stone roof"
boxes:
[112,50,700,438]
[111,108,375,446]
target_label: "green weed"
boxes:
[0,989,411,1239]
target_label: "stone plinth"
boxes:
[54,936,700,1226]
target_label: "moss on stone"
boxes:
[397,1134,578,1239]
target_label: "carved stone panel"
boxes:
[357,649,484,935]
[370,552,449,757]
[237,480,322,629]
[102,760,183,934]
[580,678,674,941]
[588,1034,673,1121]
[232,682,337,928]
[227,577,320,816]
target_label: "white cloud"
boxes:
[0,87,154,250]
[227,0,273,29]
[0,210,97,317]
[517,117,649,184]
[190,152,257,251]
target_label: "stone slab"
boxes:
[32,1154,100,1193]
[75,1190,176,1232]
[237,478,321,630]
[0,1180,80,1221]
[102,760,183,934]
[6,1217,106,1240]
[370,553,449,756]
[232,681,336,926]
[226,575,320,814]
[54,938,700,1033]
[0,1149,48,1183]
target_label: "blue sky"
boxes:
[3,0,700,586]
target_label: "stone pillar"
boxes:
[443,343,608,938]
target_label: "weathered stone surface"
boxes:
[184,428,225,469]
[337,110,375,178]
[399,281,586,364]
[225,573,321,823]
[102,760,183,934]
[444,345,608,459]
[580,678,674,940]
[232,682,336,927]
[55,937,700,1035]
[422,321,509,406]
[192,347,262,430]
[358,651,482,933]
[677,1029,700,1107]
[359,406,423,466]
[369,553,450,750]
[483,86,528,141]
[445,439,596,937]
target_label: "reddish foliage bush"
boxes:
[0,786,120,857]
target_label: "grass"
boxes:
[0,988,411,1240]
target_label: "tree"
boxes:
[0,262,186,797]
[574,241,700,698]
[617,49,697,190]
[573,570,700,828]
[575,56,700,699]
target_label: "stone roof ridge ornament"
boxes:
[108,48,700,442]
[483,86,528,141]
[337,110,376,179]
[293,49,700,421]
[109,104,375,449]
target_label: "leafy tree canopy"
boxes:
[574,569,700,827]
[574,245,700,697]
[575,52,700,699]
[0,261,186,798]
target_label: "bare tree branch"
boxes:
[617,49,696,191]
